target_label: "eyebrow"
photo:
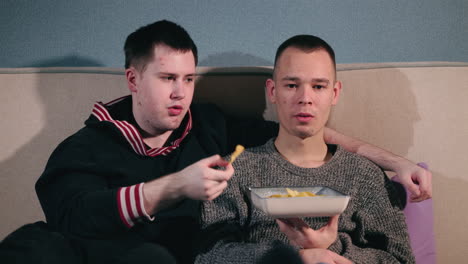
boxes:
[158,72,197,77]
[281,76,330,84]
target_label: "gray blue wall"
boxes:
[1,0,467,68]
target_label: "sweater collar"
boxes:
[90,95,192,157]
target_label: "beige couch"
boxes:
[1,62,467,263]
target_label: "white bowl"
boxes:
[249,186,350,218]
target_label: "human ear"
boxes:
[266,78,277,104]
[332,81,342,105]
[126,68,138,93]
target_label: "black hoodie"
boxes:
[35,95,277,263]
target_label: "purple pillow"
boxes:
[392,162,436,264]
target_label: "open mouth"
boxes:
[294,113,314,122]
[168,105,183,115]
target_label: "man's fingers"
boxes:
[205,168,233,182]
[207,182,228,200]
[276,219,294,232]
[208,191,223,201]
[326,215,339,231]
[418,169,432,197]
[279,216,338,233]
[409,171,433,202]
[408,162,432,202]
[404,179,421,198]
[204,154,231,168]
[410,195,424,202]
[202,158,234,182]
[202,154,222,163]
[329,251,353,264]
[276,219,302,241]
[276,219,298,234]
[405,180,424,202]
[286,218,310,231]
[410,190,431,202]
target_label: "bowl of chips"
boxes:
[249,186,350,218]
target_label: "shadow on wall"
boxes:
[22,54,105,67]
[325,66,468,263]
[199,51,272,67]
[195,52,273,119]
[0,55,129,239]
[327,68,419,157]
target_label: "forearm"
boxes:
[143,172,185,215]
[324,127,410,172]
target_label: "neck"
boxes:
[131,98,175,149]
[274,129,331,168]
[132,112,173,149]
[142,131,173,149]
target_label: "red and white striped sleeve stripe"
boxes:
[92,103,147,156]
[117,183,154,228]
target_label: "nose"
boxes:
[297,86,313,105]
[170,80,185,100]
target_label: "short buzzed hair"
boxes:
[274,35,336,73]
[124,20,198,71]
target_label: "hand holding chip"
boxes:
[142,154,234,215]
[143,150,239,215]
[177,154,234,201]
[178,145,243,202]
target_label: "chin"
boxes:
[294,131,312,139]
[167,122,182,131]
[293,127,317,139]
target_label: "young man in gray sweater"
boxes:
[195,35,415,264]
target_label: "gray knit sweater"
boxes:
[195,139,415,264]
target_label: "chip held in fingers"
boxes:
[229,145,245,164]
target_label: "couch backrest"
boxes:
[1,62,467,263]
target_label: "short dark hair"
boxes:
[124,20,198,71]
[274,35,336,71]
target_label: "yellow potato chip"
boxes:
[268,188,320,198]
[229,145,245,164]
[268,194,284,198]
[286,188,298,197]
